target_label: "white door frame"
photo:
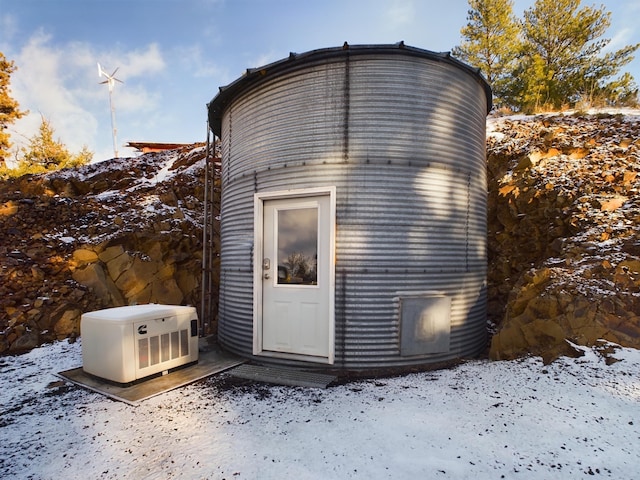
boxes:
[253,186,336,364]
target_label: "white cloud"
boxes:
[605,27,634,52]
[116,84,161,114]
[249,51,280,70]
[5,32,168,162]
[385,0,415,28]
[0,13,18,40]
[10,31,98,156]
[120,43,166,78]
[175,44,225,79]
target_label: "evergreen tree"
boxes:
[452,0,520,108]
[72,144,94,167]
[0,52,26,165]
[19,116,92,173]
[515,0,639,111]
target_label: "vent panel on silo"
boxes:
[208,43,491,370]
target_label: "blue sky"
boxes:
[2,0,639,163]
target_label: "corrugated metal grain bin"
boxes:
[208,43,492,370]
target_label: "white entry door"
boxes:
[255,188,335,363]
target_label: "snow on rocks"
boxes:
[488,111,640,362]
[0,144,214,354]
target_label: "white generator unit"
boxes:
[81,304,199,384]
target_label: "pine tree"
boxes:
[0,52,26,165]
[452,0,520,108]
[72,145,94,167]
[19,116,91,173]
[516,0,639,111]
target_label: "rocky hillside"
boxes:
[0,144,216,353]
[487,111,640,362]
[1,111,639,362]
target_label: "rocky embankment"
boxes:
[487,112,640,362]
[2,112,640,362]
[0,144,216,353]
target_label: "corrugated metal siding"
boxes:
[216,47,489,368]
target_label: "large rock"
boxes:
[73,248,99,265]
[488,113,640,362]
[71,237,197,308]
[490,271,640,363]
[72,263,125,306]
[53,309,82,339]
[115,256,160,298]
[105,248,134,282]
[10,330,40,352]
[151,278,184,305]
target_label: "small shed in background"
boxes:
[207,43,492,371]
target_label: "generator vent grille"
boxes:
[138,329,189,369]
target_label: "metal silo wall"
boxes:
[217,57,348,359]
[217,51,488,368]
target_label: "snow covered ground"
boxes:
[1,340,639,479]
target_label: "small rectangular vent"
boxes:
[150,336,160,365]
[139,329,189,369]
[400,295,451,356]
[180,329,188,356]
[171,331,180,360]
[139,338,149,368]
[161,333,170,362]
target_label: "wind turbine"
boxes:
[98,63,123,159]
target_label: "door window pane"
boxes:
[277,207,318,285]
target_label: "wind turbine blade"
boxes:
[111,67,119,77]
[97,62,103,77]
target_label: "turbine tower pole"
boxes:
[108,83,118,159]
[98,63,123,159]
